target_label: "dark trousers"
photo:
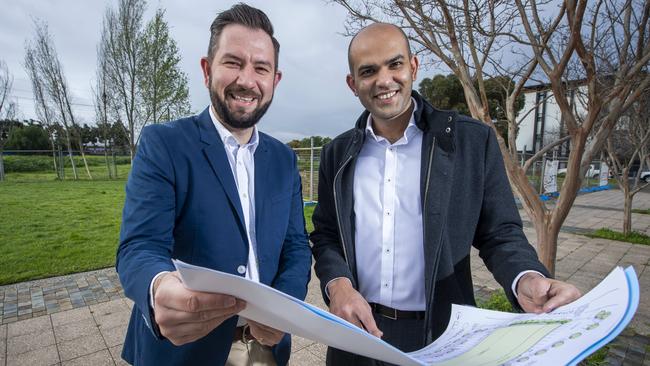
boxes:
[326,312,425,366]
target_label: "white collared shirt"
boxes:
[209,106,260,283]
[353,100,426,311]
[149,107,260,311]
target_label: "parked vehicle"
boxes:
[641,171,650,183]
[557,164,600,179]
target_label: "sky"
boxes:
[0,0,432,142]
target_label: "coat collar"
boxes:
[352,90,456,153]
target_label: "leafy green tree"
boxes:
[5,123,50,150]
[139,8,191,124]
[418,74,524,144]
[286,136,332,149]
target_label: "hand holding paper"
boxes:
[152,271,246,345]
[516,273,582,313]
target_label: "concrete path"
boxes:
[1,188,650,365]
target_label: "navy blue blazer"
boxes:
[117,108,312,365]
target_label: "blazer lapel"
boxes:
[254,135,270,237]
[197,108,246,228]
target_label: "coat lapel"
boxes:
[197,108,246,229]
[254,135,270,237]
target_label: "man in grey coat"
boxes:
[311,23,581,365]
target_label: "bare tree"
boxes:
[605,93,650,234]
[93,54,114,179]
[25,20,93,179]
[99,0,146,161]
[24,49,61,179]
[0,60,18,181]
[334,0,650,274]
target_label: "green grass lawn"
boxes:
[0,179,318,285]
[0,179,127,285]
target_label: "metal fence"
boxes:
[1,147,610,201]
[519,151,608,195]
[293,147,322,202]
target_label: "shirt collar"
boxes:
[209,105,259,152]
[365,97,420,144]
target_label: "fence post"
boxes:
[309,137,314,202]
[539,154,546,194]
[0,150,5,182]
[58,146,65,180]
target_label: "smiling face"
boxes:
[346,24,418,126]
[200,23,281,130]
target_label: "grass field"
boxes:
[0,179,127,285]
[0,179,317,285]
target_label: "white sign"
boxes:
[599,163,610,186]
[543,160,559,194]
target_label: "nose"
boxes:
[376,67,393,88]
[235,64,256,90]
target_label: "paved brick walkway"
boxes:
[1,188,649,365]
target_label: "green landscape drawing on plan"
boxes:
[435,322,565,366]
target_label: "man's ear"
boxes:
[200,57,211,88]
[410,55,419,81]
[346,74,358,96]
[273,70,282,88]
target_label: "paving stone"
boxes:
[57,332,106,362]
[61,349,113,366]
[7,329,55,356]
[7,316,51,338]
[99,324,127,348]
[50,308,92,327]
[108,344,129,366]
[53,318,99,342]
[289,347,325,366]
[5,344,59,366]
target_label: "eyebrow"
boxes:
[356,54,405,73]
[220,53,273,69]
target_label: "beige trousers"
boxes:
[225,340,277,366]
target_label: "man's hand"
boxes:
[152,271,246,346]
[247,319,285,346]
[516,273,582,313]
[327,278,383,338]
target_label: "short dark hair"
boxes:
[207,3,280,69]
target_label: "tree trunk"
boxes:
[535,215,560,276]
[49,138,59,180]
[78,146,93,180]
[623,193,633,235]
[64,130,78,180]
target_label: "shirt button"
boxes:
[242,193,248,198]
[237,265,246,274]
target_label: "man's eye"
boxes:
[256,67,270,74]
[390,61,403,68]
[360,69,374,76]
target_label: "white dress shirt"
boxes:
[354,100,426,311]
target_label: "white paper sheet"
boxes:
[173,260,638,366]
[173,260,422,366]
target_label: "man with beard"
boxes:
[117,4,311,366]
[311,23,581,365]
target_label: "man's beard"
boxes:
[210,82,273,130]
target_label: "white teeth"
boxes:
[233,95,254,102]
[377,91,397,100]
